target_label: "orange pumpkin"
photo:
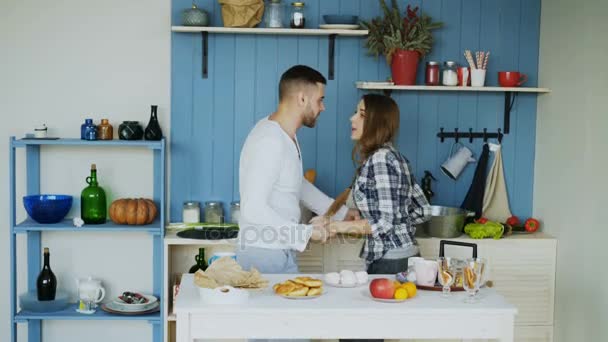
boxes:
[109,198,157,225]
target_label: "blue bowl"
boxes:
[323,15,359,25]
[23,195,73,224]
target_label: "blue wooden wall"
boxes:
[170,0,541,222]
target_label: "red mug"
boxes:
[498,71,528,87]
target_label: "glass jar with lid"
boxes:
[183,201,201,224]
[204,201,224,223]
[265,0,284,28]
[442,61,458,86]
[425,61,440,85]
[290,2,306,28]
[230,201,240,224]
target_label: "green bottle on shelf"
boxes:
[188,248,208,273]
[81,163,107,224]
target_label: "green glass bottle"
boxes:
[81,163,107,224]
[188,248,208,273]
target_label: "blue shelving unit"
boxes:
[8,137,165,342]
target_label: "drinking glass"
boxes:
[437,257,456,298]
[462,258,485,303]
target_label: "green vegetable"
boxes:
[464,221,504,239]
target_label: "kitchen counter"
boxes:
[175,274,517,342]
[174,273,517,341]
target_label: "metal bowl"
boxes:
[416,205,474,238]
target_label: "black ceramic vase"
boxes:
[118,121,144,140]
[144,105,163,141]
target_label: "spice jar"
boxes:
[97,119,113,140]
[265,0,284,28]
[183,201,201,224]
[290,2,305,28]
[442,61,458,86]
[204,201,224,223]
[425,61,440,85]
[230,201,240,224]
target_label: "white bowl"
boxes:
[199,286,249,305]
[112,294,158,312]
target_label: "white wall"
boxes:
[0,1,170,341]
[536,0,608,341]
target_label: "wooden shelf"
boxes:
[171,26,368,36]
[164,230,236,246]
[12,138,164,149]
[13,218,162,234]
[356,82,550,136]
[172,26,368,80]
[15,304,160,322]
[356,82,550,93]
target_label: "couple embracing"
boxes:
[238,65,430,278]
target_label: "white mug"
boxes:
[414,259,438,286]
[471,69,486,87]
[441,143,476,180]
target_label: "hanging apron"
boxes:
[482,144,512,222]
[461,143,490,218]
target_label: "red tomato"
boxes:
[506,215,520,226]
[475,217,489,224]
[524,218,540,232]
[369,278,395,299]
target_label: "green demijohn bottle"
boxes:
[188,248,208,273]
[81,163,107,224]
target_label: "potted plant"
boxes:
[361,0,442,85]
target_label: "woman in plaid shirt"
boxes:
[320,94,430,274]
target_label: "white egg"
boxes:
[339,270,355,278]
[355,271,369,284]
[340,274,357,286]
[324,272,340,285]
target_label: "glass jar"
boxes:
[265,0,284,28]
[230,201,240,224]
[204,201,224,223]
[290,2,305,28]
[97,119,113,140]
[425,61,440,85]
[442,61,458,86]
[183,201,201,224]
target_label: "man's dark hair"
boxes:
[279,65,327,101]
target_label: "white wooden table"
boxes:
[174,274,517,341]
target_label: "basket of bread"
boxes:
[273,276,324,299]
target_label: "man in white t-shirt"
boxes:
[238,65,352,274]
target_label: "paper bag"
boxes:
[218,0,264,28]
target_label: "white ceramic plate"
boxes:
[277,290,325,300]
[362,290,407,303]
[112,294,158,312]
[106,301,159,313]
[319,24,360,30]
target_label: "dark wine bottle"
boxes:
[37,248,57,301]
[144,105,163,141]
[188,248,208,273]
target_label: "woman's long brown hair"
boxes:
[324,94,400,217]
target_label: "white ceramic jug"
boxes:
[441,142,476,180]
[76,276,106,303]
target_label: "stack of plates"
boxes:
[102,294,159,315]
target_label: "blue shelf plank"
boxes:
[13,218,162,234]
[15,304,160,322]
[12,138,163,149]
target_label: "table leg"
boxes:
[176,313,191,342]
[497,315,515,342]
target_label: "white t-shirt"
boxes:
[238,117,347,251]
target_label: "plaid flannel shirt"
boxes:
[353,143,431,264]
